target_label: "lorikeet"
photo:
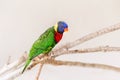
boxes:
[22,21,68,73]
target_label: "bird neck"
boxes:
[54,31,63,43]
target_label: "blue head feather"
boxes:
[57,21,68,34]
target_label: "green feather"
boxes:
[22,27,56,73]
[22,59,31,73]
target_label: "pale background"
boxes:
[0,0,120,80]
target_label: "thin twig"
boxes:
[7,56,11,65]
[54,46,120,57]
[36,64,44,80]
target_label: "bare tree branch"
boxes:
[0,53,27,75]
[28,58,120,72]
[42,59,120,72]
[1,23,120,80]
[35,64,44,80]
[54,46,120,57]
[50,23,120,57]
[67,23,120,48]
[28,45,120,69]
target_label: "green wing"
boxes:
[22,27,56,73]
[29,27,56,59]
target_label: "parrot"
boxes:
[22,21,68,73]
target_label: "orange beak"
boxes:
[64,28,68,32]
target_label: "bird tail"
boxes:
[22,59,31,74]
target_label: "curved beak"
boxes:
[64,28,68,32]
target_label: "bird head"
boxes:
[54,21,68,34]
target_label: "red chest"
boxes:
[54,32,63,43]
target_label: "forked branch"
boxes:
[1,23,120,80]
